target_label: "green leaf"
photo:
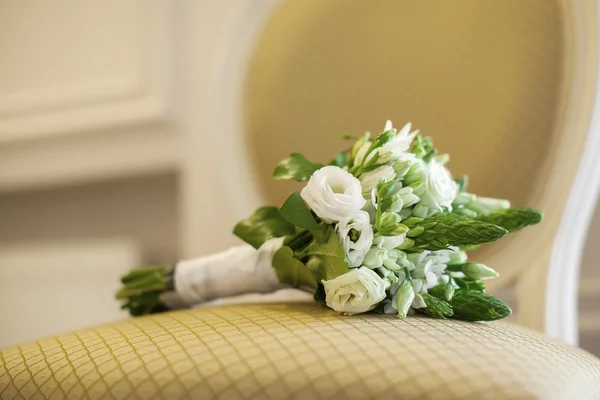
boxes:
[451,290,511,321]
[453,278,486,293]
[304,226,349,280]
[278,191,320,230]
[116,266,173,316]
[313,283,327,305]
[412,135,437,161]
[410,213,508,250]
[476,207,543,233]
[272,246,317,289]
[329,151,348,168]
[273,153,322,181]
[454,175,469,192]
[417,292,453,319]
[427,285,446,300]
[233,206,296,249]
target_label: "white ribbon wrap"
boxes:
[166,238,287,307]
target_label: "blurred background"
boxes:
[0,0,599,355]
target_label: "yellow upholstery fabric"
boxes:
[1,304,600,399]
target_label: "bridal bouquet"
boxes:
[117,121,542,321]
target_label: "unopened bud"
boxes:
[462,263,498,280]
[407,226,425,237]
[447,250,468,266]
[396,279,415,319]
[445,283,455,302]
[379,213,408,236]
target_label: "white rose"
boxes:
[336,211,374,267]
[419,160,458,211]
[359,165,396,197]
[301,166,366,223]
[323,267,389,314]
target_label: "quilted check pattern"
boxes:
[1,303,600,399]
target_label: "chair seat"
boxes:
[1,303,599,400]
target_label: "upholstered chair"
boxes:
[2,1,600,399]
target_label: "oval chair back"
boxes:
[234,0,600,344]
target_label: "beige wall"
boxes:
[0,173,179,265]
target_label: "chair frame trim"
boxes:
[545,0,600,344]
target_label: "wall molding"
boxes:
[0,122,178,193]
[0,0,172,144]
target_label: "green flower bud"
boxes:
[383,259,402,271]
[377,179,397,199]
[435,153,450,165]
[382,193,404,213]
[363,247,388,269]
[379,213,409,236]
[393,159,413,178]
[412,204,430,219]
[373,130,395,147]
[453,192,510,215]
[402,217,423,227]
[396,279,415,319]
[447,250,468,266]
[445,283,455,301]
[407,226,425,238]
[396,238,415,250]
[403,162,426,188]
[400,193,420,208]
[399,208,413,219]
[351,134,370,160]
[462,263,499,280]
[453,192,476,205]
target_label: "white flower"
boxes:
[419,160,458,211]
[301,166,366,223]
[336,211,373,267]
[384,277,427,313]
[359,165,396,197]
[382,121,418,157]
[409,250,450,290]
[363,246,389,269]
[323,267,389,314]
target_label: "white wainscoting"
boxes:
[0,238,141,349]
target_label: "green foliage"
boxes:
[418,292,453,318]
[476,207,543,233]
[273,153,322,181]
[329,151,348,168]
[451,290,511,321]
[116,267,172,316]
[454,175,469,192]
[454,278,486,292]
[409,213,508,250]
[283,229,314,252]
[412,135,437,162]
[272,246,317,289]
[313,283,327,305]
[303,226,349,281]
[427,284,446,300]
[278,191,320,230]
[233,206,296,249]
